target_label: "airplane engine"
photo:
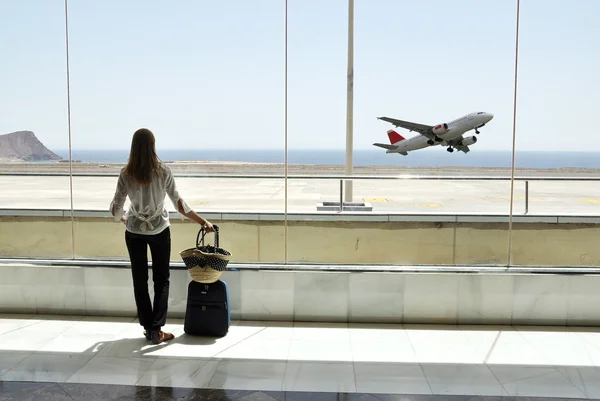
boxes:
[460,136,478,146]
[432,123,449,135]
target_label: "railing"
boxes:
[2,172,600,267]
[3,171,600,180]
[3,171,599,215]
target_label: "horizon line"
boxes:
[50,148,591,153]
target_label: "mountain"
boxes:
[0,131,62,161]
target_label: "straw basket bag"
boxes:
[179,225,231,283]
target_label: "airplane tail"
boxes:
[387,129,405,144]
[373,129,406,151]
[373,142,396,150]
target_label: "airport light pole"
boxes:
[344,0,354,203]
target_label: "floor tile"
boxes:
[240,322,294,341]
[66,356,154,385]
[488,365,562,385]
[421,364,506,396]
[0,381,73,401]
[94,335,163,359]
[216,338,291,361]
[404,325,500,364]
[354,363,431,395]
[80,315,136,323]
[27,316,84,331]
[144,328,265,360]
[489,365,586,398]
[2,315,600,398]
[352,340,418,364]
[68,317,137,336]
[348,323,404,338]
[63,383,253,401]
[288,339,353,362]
[557,366,600,399]
[350,324,418,363]
[1,353,93,383]
[484,331,552,366]
[292,322,350,342]
[59,382,158,401]
[0,315,37,335]
[283,362,356,393]
[574,330,600,356]
[0,352,31,377]
[208,359,287,391]
[136,357,220,388]
[518,329,600,366]
[37,332,114,355]
[0,326,67,352]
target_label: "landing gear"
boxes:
[447,147,454,153]
[427,140,434,145]
[434,136,443,142]
[475,129,480,134]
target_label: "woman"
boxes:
[110,128,213,345]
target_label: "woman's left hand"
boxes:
[204,220,215,232]
[120,217,126,225]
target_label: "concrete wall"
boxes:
[2,213,600,266]
[2,262,600,326]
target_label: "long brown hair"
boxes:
[123,128,160,185]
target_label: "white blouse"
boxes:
[109,163,192,235]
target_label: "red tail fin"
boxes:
[387,129,405,144]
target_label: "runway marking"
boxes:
[363,197,388,203]
[415,203,445,208]
[189,201,208,205]
[580,198,600,204]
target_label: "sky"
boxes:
[1,0,599,152]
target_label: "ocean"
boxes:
[50,149,600,169]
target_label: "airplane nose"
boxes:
[487,113,494,121]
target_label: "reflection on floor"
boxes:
[3,381,598,401]
[1,314,600,399]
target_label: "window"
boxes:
[0,2,72,259]
[511,0,600,267]
[2,1,595,270]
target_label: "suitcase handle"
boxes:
[196,224,220,249]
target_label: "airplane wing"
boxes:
[447,136,470,153]
[377,117,432,135]
[454,144,470,153]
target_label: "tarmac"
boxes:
[2,169,600,215]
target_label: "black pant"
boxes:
[125,227,171,332]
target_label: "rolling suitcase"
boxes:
[184,279,230,337]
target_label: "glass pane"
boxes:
[286,0,518,266]
[67,1,285,263]
[0,3,72,259]
[511,0,600,267]
[284,1,350,263]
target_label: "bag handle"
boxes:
[196,224,220,249]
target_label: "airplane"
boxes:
[373,111,494,155]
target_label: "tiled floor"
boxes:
[4,382,592,401]
[2,314,600,400]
